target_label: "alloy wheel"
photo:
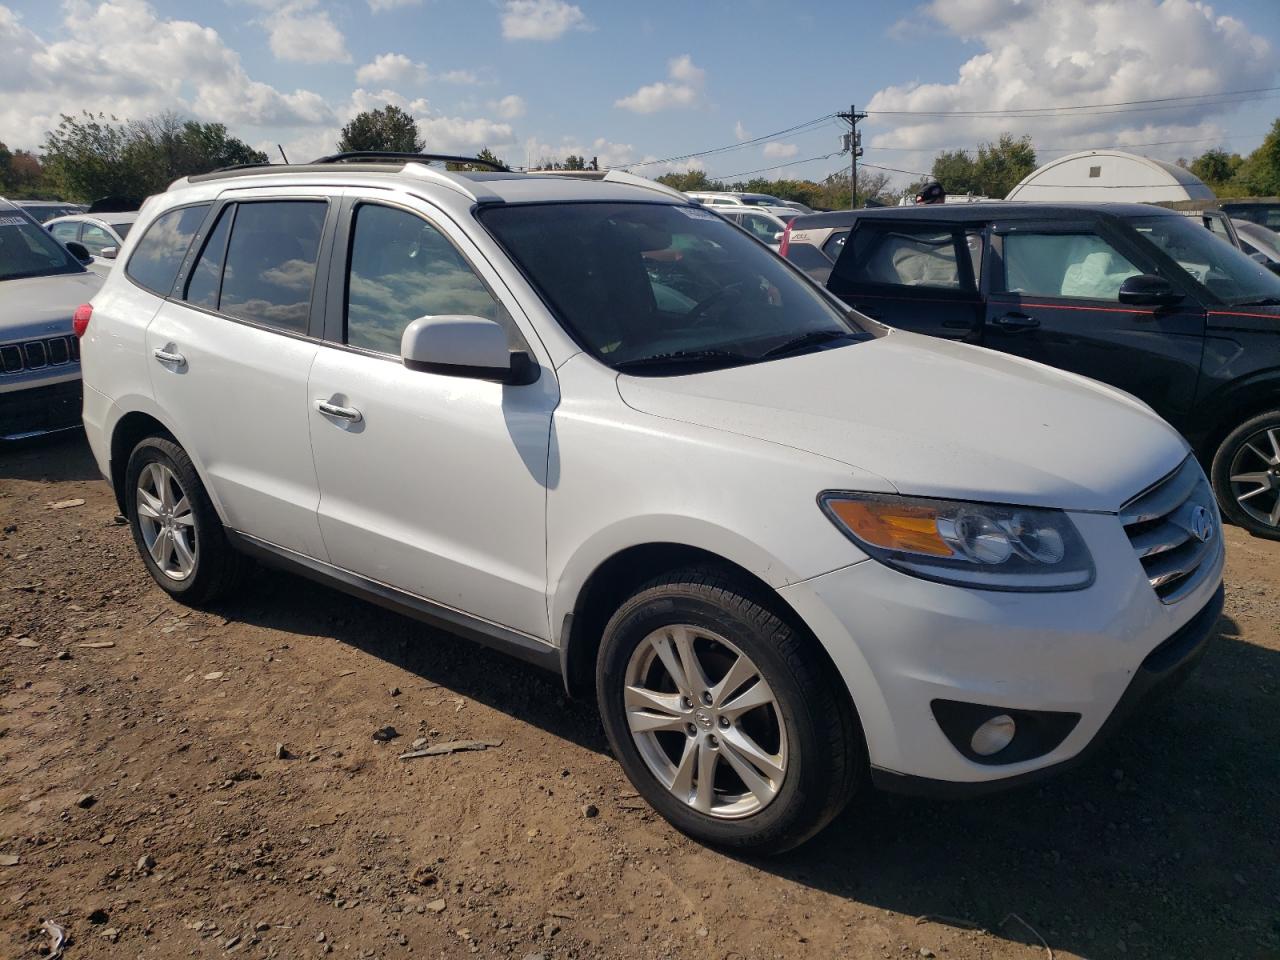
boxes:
[1228,427,1280,529]
[135,462,198,581]
[622,624,788,820]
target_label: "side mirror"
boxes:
[65,241,93,265]
[773,232,785,243]
[1118,274,1183,307]
[100,246,119,261]
[400,315,536,385]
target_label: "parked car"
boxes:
[780,200,815,215]
[46,212,138,261]
[13,200,87,223]
[1233,218,1280,274]
[687,191,788,209]
[782,201,1280,538]
[0,198,102,440]
[81,157,1223,852]
[717,207,792,248]
[1221,199,1280,232]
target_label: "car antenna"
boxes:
[278,144,290,164]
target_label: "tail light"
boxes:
[778,222,793,258]
[73,303,93,338]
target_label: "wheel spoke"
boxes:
[171,531,195,573]
[1244,442,1272,467]
[710,653,757,708]
[1269,429,1280,463]
[671,625,711,696]
[1231,471,1269,485]
[624,684,685,716]
[693,740,717,813]
[669,737,698,798]
[1237,484,1271,504]
[135,495,162,520]
[650,633,692,696]
[718,734,779,807]
[720,725,786,783]
[172,495,194,527]
[1270,498,1280,527]
[720,678,775,720]
[149,529,170,567]
[157,466,175,509]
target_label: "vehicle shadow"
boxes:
[224,566,1277,959]
[0,430,101,484]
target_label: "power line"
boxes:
[709,151,843,181]
[866,131,1269,154]
[863,85,1280,117]
[860,160,933,179]
[623,114,837,170]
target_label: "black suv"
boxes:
[782,202,1280,538]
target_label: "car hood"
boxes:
[616,331,1189,513]
[0,272,102,340]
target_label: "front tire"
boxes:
[595,567,862,854]
[1211,410,1280,540]
[124,436,243,604]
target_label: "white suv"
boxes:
[79,153,1225,853]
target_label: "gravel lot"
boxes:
[2,434,1277,960]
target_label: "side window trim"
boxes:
[182,202,238,308]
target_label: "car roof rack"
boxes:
[310,151,511,172]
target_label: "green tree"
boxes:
[42,112,145,202]
[931,149,978,194]
[1189,148,1243,188]
[337,106,425,154]
[446,147,508,171]
[0,141,11,192]
[1232,118,1280,196]
[972,133,1036,198]
[655,169,723,192]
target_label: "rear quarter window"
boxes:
[126,205,211,296]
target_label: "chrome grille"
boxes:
[0,335,78,375]
[1122,457,1219,604]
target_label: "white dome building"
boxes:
[1005,150,1215,203]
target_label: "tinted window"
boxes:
[1003,233,1141,300]
[0,214,83,281]
[126,205,210,296]
[481,202,865,373]
[784,242,836,284]
[1130,213,1280,305]
[219,201,326,333]
[49,222,80,243]
[346,204,500,353]
[821,230,849,261]
[738,213,781,244]
[836,224,967,290]
[184,207,232,309]
[113,222,133,240]
[80,223,115,256]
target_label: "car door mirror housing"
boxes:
[65,240,94,265]
[100,246,119,260]
[400,315,537,385]
[1118,274,1183,306]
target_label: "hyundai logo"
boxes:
[1187,504,1215,543]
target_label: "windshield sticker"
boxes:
[0,216,28,227]
[676,206,719,221]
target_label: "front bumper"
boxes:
[0,379,84,440]
[778,509,1225,788]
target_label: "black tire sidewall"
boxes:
[124,437,217,597]
[596,584,844,852]
[1212,410,1280,540]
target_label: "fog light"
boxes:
[970,714,1016,756]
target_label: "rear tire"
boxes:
[124,436,243,604]
[1211,410,1280,540]
[595,566,862,854]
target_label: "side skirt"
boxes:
[225,530,563,675]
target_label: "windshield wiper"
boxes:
[613,348,755,372]
[1231,297,1280,307]
[760,329,857,359]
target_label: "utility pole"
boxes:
[837,104,866,209]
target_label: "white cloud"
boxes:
[615,54,706,114]
[762,142,798,159]
[262,0,349,64]
[501,0,588,41]
[492,94,526,119]
[0,1,338,149]
[438,69,482,85]
[356,53,428,87]
[523,136,636,169]
[734,120,750,141]
[367,0,419,9]
[867,0,1273,166]
[418,115,515,153]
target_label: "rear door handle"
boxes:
[316,400,363,423]
[152,348,186,365]
[989,312,1040,332]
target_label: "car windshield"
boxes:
[740,196,783,206]
[0,213,82,281]
[481,201,868,374]
[1130,214,1280,305]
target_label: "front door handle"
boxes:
[153,347,186,365]
[316,400,363,423]
[989,312,1040,332]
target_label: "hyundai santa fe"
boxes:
[79,154,1225,853]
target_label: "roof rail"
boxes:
[311,151,510,172]
[601,169,693,203]
[400,163,502,204]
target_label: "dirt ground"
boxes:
[1,434,1276,960]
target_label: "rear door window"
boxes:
[832,223,973,292]
[126,204,210,296]
[49,222,81,244]
[217,201,327,333]
[80,223,116,256]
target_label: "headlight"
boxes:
[819,493,1094,591]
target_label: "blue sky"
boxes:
[2,0,1277,189]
